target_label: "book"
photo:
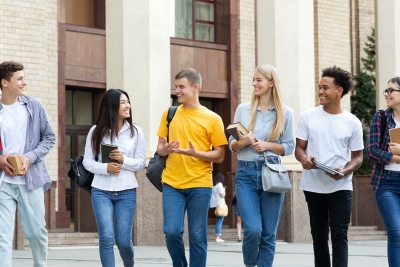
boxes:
[389,128,400,144]
[312,159,344,176]
[226,122,249,140]
[7,155,25,175]
[101,144,118,163]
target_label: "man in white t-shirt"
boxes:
[0,61,55,267]
[295,66,363,267]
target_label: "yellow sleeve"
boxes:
[210,117,228,147]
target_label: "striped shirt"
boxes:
[366,108,394,192]
[0,96,56,192]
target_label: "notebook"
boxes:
[389,128,400,144]
[7,155,25,175]
[101,144,118,163]
[312,159,344,176]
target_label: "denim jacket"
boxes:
[0,96,56,192]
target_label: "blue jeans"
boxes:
[215,215,224,236]
[376,170,400,267]
[235,158,284,267]
[162,184,212,267]
[91,188,136,267]
[0,183,47,267]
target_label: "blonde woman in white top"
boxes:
[229,64,295,267]
[83,89,146,267]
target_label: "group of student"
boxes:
[0,59,399,267]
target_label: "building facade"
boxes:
[1,0,399,246]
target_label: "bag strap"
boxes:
[263,151,281,165]
[379,109,387,148]
[166,106,178,142]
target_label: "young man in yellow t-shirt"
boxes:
[156,68,228,267]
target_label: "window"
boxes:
[171,0,215,42]
[66,0,105,29]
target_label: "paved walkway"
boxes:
[12,241,388,266]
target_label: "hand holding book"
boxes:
[226,122,249,140]
[101,144,119,163]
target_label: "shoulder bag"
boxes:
[215,199,229,217]
[146,106,178,192]
[68,155,98,194]
[261,152,291,193]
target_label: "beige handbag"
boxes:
[215,199,228,217]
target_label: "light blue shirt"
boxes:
[228,102,295,161]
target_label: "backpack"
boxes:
[146,106,178,192]
[379,110,387,148]
[67,155,98,194]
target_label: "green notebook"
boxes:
[101,144,118,163]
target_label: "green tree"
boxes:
[351,28,376,175]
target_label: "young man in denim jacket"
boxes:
[0,61,56,267]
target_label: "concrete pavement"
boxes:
[12,241,388,266]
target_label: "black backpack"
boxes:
[379,110,387,148]
[67,155,98,193]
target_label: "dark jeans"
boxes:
[304,190,352,267]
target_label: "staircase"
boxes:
[208,226,242,242]
[23,225,385,248]
[348,226,387,241]
[208,225,387,243]
[24,231,99,248]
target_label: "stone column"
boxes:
[106,0,171,246]
[375,0,400,110]
[237,0,256,104]
[256,0,315,170]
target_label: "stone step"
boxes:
[348,235,388,241]
[348,226,387,240]
[207,225,387,243]
[24,232,99,248]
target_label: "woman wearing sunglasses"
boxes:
[366,77,400,267]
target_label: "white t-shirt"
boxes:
[385,120,400,171]
[2,101,28,184]
[210,182,225,208]
[296,106,364,193]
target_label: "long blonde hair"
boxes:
[248,64,284,141]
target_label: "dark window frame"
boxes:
[174,0,216,43]
[193,0,216,42]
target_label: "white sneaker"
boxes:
[216,238,224,242]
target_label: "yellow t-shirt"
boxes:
[157,105,228,189]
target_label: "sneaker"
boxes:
[216,238,224,242]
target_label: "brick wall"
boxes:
[358,0,375,64]
[314,0,352,110]
[237,0,255,104]
[0,0,58,181]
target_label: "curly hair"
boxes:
[321,66,353,98]
[0,61,24,90]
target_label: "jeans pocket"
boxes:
[236,161,247,173]
[381,171,390,182]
